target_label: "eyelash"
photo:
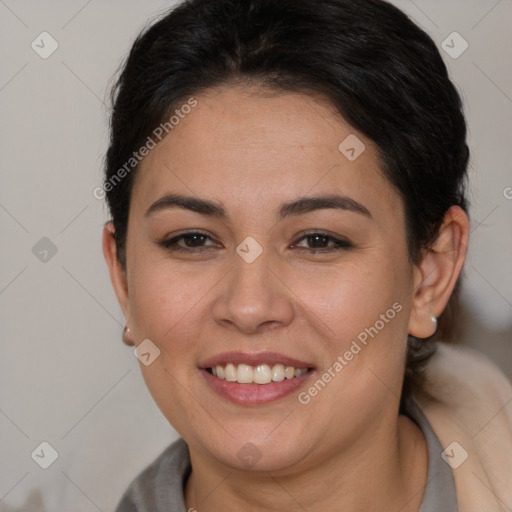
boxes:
[159,231,353,254]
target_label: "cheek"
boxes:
[130,271,207,345]
[291,254,410,337]
[297,255,412,408]
[126,263,212,432]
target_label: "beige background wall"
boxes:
[1,0,510,510]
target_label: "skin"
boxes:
[103,84,469,511]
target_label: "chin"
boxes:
[194,422,314,472]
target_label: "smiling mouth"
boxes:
[206,363,312,384]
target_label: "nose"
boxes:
[211,246,295,335]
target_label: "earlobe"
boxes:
[102,223,130,318]
[408,206,469,339]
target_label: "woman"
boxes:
[101,0,512,510]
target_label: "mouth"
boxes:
[199,352,315,405]
[205,363,310,384]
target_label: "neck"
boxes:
[184,414,428,512]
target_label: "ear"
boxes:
[408,206,469,339]
[102,222,130,320]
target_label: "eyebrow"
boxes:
[145,193,371,220]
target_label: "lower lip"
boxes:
[200,369,314,406]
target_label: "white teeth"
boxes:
[254,364,272,384]
[237,364,254,383]
[225,363,237,382]
[272,364,285,382]
[209,363,309,384]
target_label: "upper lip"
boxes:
[200,351,314,369]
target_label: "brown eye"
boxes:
[160,231,219,253]
[292,232,353,253]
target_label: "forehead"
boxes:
[131,85,401,223]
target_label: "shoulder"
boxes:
[420,342,512,443]
[424,342,512,410]
[417,342,512,511]
[114,437,190,512]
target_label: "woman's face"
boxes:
[118,85,418,472]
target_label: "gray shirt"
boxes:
[114,398,458,511]
[405,397,458,512]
